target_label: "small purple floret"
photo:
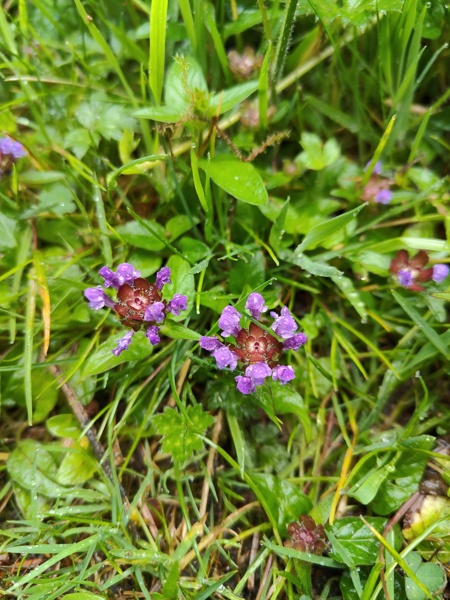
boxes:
[374,189,392,204]
[199,336,223,351]
[272,365,295,384]
[167,294,187,316]
[84,286,115,310]
[112,330,134,356]
[146,325,161,345]
[156,267,171,289]
[245,362,272,386]
[212,346,238,371]
[398,269,413,288]
[99,266,119,288]
[432,264,449,283]
[366,160,382,175]
[246,292,268,320]
[144,301,166,323]
[283,332,307,351]
[116,263,141,285]
[270,306,298,338]
[0,137,26,159]
[235,375,256,395]
[218,306,242,337]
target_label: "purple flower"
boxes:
[283,332,307,351]
[270,306,298,338]
[200,336,223,351]
[212,346,238,371]
[0,137,26,159]
[218,306,242,337]
[235,375,256,395]
[245,362,272,386]
[432,264,449,283]
[116,263,141,286]
[365,160,383,175]
[146,325,161,345]
[374,189,392,204]
[156,267,171,289]
[398,269,414,288]
[84,286,115,310]
[144,301,166,323]
[112,330,134,356]
[167,294,187,316]
[99,266,117,288]
[272,365,295,385]
[245,292,268,320]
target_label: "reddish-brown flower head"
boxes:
[389,250,433,291]
[284,515,328,555]
[233,322,283,366]
[114,278,164,330]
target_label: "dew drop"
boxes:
[415,370,421,378]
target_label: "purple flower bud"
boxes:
[116,263,140,286]
[144,301,166,323]
[272,365,295,385]
[199,336,223,352]
[365,160,382,175]
[245,292,268,320]
[112,330,134,356]
[156,267,171,289]
[432,264,449,283]
[146,325,161,345]
[398,269,413,288]
[84,286,115,310]
[245,362,272,386]
[0,137,26,159]
[99,266,119,289]
[212,346,238,371]
[270,306,298,338]
[235,375,256,395]
[218,306,242,337]
[167,294,187,316]
[374,189,392,204]
[283,332,307,351]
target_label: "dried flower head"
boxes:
[228,47,263,79]
[284,515,328,555]
[84,264,187,355]
[200,292,307,394]
[389,250,449,291]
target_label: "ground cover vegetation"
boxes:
[1,0,450,598]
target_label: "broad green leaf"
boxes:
[248,473,312,536]
[31,368,59,424]
[405,560,446,600]
[163,255,195,317]
[198,156,268,206]
[208,80,259,115]
[166,214,197,241]
[332,275,367,320]
[153,406,214,463]
[294,203,366,253]
[284,250,343,278]
[271,385,312,443]
[132,106,184,122]
[229,250,265,293]
[115,219,166,251]
[81,332,153,377]
[20,171,66,185]
[58,444,98,485]
[47,414,81,439]
[0,213,17,249]
[160,322,200,340]
[164,56,208,114]
[297,132,341,170]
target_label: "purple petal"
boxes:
[99,266,119,289]
[374,189,392,204]
[0,137,26,159]
[245,362,272,386]
[272,365,295,385]
[398,269,413,288]
[84,286,114,310]
[365,160,382,175]
[218,306,242,338]
[156,267,171,289]
[245,292,268,320]
[199,336,223,352]
[235,375,256,395]
[144,301,166,323]
[212,346,238,371]
[112,330,134,356]
[146,325,161,345]
[270,306,298,338]
[167,294,187,316]
[116,263,140,286]
[432,264,449,283]
[283,332,307,351]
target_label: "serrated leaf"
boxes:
[153,406,214,463]
[199,156,268,206]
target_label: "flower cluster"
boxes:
[361,161,393,205]
[0,137,26,176]
[84,263,187,355]
[390,250,449,292]
[284,515,328,555]
[200,293,307,394]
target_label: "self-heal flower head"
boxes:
[432,264,449,284]
[200,293,307,395]
[84,263,187,355]
[245,292,268,320]
[218,306,242,337]
[389,250,436,292]
[361,160,394,205]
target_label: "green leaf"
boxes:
[332,275,367,320]
[0,213,17,249]
[22,183,76,218]
[208,80,259,115]
[269,199,289,254]
[58,444,98,486]
[47,414,81,439]
[61,594,106,600]
[271,385,312,443]
[198,156,268,206]
[81,332,153,377]
[297,133,341,170]
[294,203,366,253]
[132,106,184,122]
[405,560,446,600]
[284,250,343,278]
[247,472,312,536]
[153,406,214,463]
[149,0,168,104]
[166,214,197,241]
[20,171,66,185]
[229,250,265,294]
[159,322,200,340]
[164,56,208,114]
[163,255,195,318]
[328,517,402,566]
[115,219,166,251]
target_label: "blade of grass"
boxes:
[24,272,36,425]
[149,0,168,104]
